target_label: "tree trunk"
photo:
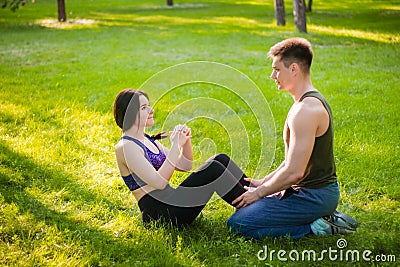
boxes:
[306,0,312,12]
[293,0,307,33]
[57,0,67,22]
[167,0,173,6]
[274,0,286,26]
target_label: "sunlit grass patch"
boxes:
[37,19,98,29]
[309,25,399,43]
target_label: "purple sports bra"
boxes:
[121,135,167,191]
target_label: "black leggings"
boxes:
[138,154,250,227]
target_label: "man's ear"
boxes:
[290,63,298,74]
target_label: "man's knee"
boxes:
[227,213,241,233]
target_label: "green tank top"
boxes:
[294,91,338,189]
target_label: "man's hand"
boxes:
[232,187,261,210]
[244,177,263,187]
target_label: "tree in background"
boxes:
[3,0,308,31]
[1,0,66,22]
[274,0,285,26]
[306,0,313,12]
[57,0,66,22]
[293,0,307,33]
[274,0,307,32]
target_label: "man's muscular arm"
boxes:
[233,98,327,208]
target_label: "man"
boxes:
[228,38,358,239]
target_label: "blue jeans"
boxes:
[227,183,340,239]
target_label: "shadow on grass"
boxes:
[0,140,157,264]
[0,139,264,265]
[0,138,264,265]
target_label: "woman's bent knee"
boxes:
[213,153,230,163]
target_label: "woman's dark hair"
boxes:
[113,89,148,132]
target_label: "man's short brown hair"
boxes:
[268,38,313,74]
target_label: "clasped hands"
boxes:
[170,124,191,148]
[169,124,261,210]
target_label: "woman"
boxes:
[114,89,251,226]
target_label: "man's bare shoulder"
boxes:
[294,97,326,115]
[301,96,325,107]
[288,97,326,126]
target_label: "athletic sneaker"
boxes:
[329,211,359,229]
[310,211,358,235]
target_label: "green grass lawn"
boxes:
[1,0,399,266]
